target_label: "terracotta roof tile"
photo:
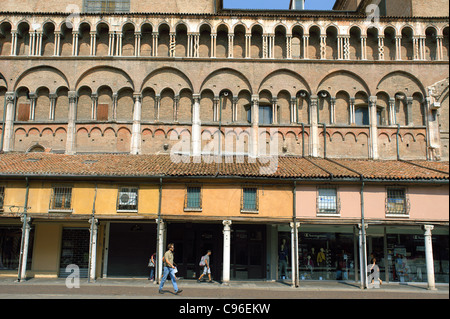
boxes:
[0,153,448,181]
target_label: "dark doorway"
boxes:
[107,223,156,277]
[59,228,89,278]
[166,223,223,281]
[231,224,266,280]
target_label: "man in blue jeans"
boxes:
[159,243,183,295]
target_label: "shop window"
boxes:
[49,185,73,212]
[0,186,4,212]
[241,187,258,213]
[184,186,202,211]
[117,187,138,212]
[386,187,409,216]
[317,187,340,215]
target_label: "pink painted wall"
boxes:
[295,184,449,222]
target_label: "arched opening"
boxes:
[122,23,135,56]
[0,21,12,56]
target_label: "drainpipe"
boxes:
[0,94,7,152]
[292,181,299,288]
[88,183,98,283]
[156,177,163,284]
[396,124,401,161]
[360,178,368,289]
[17,177,30,282]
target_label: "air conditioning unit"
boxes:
[119,188,137,207]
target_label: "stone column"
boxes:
[251,95,259,157]
[406,97,413,126]
[131,93,142,155]
[343,35,350,60]
[28,93,37,121]
[54,31,61,56]
[222,220,232,285]
[10,31,18,56]
[65,91,78,155]
[49,93,57,120]
[302,35,309,59]
[135,32,141,57]
[90,93,98,120]
[378,35,385,60]
[389,98,396,125]
[152,32,159,57]
[18,216,32,282]
[395,36,402,61]
[228,33,234,58]
[2,92,16,152]
[169,32,176,57]
[290,97,297,123]
[349,97,356,125]
[330,97,336,124]
[436,36,443,61]
[211,33,217,58]
[290,221,300,287]
[90,31,96,56]
[108,31,115,56]
[192,94,201,157]
[361,35,367,60]
[72,31,79,56]
[245,33,251,58]
[156,218,166,283]
[358,223,368,289]
[320,35,327,60]
[310,95,319,157]
[423,225,436,290]
[286,35,292,59]
[368,96,379,160]
[88,218,98,282]
[193,33,200,58]
[272,97,278,124]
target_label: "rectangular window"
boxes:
[50,186,72,211]
[317,187,339,215]
[185,186,202,211]
[117,187,138,212]
[83,0,130,13]
[247,106,273,125]
[241,187,258,212]
[0,186,5,212]
[386,188,409,215]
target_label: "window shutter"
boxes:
[97,103,109,121]
[17,104,30,121]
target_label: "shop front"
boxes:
[277,224,449,284]
[367,225,449,284]
[278,224,356,282]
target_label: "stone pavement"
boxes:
[0,276,448,299]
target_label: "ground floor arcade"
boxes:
[1,217,448,289]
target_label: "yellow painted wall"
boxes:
[2,182,159,216]
[2,181,27,213]
[161,183,293,219]
[31,223,62,277]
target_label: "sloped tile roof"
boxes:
[0,153,448,181]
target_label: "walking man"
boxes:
[198,250,212,283]
[159,243,182,295]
